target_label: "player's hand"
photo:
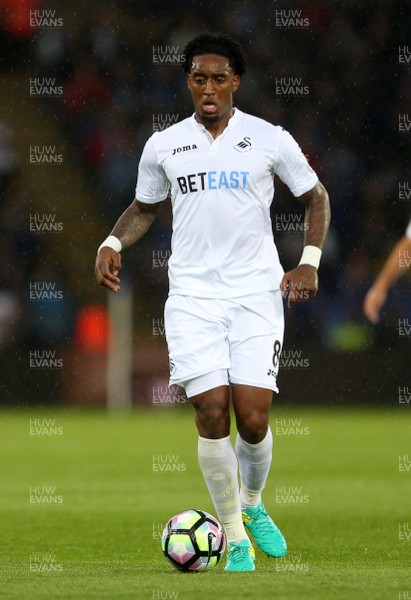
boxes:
[363,285,387,324]
[280,265,318,307]
[95,247,122,292]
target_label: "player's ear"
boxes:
[187,74,192,90]
[232,74,240,93]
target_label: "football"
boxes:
[161,509,226,572]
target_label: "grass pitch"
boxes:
[0,406,410,599]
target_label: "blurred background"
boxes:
[0,0,410,408]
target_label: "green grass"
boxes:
[0,407,410,599]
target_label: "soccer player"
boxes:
[364,219,411,323]
[95,33,330,572]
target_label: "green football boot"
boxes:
[242,501,287,557]
[224,539,256,572]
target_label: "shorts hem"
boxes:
[168,289,281,299]
[169,366,230,390]
[229,376,279,394]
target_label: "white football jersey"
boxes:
[136,108,318,297]
[406,219,411,240]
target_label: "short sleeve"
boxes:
[406,219,411,240]
[135,135,170,203]
[274,128,318,197]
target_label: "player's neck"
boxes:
[195,108,235,139]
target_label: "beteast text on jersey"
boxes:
[176,170,250,194]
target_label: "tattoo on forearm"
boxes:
[303,188,330,248]
[111,204,157,249]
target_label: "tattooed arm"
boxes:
[95,199,161,292]
[280,181,330,306]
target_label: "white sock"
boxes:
[235,427,273,509]
[198,435,249,544]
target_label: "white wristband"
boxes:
[299,245,322,269]
[97,235,122,254]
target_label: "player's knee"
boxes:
[236,410,269,444]
[192,397,230,438]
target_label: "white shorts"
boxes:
[164,291,284,397]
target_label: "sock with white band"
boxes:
[235,427,273,509]
[198,435,249,544]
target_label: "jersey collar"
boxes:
[191,107,242,134]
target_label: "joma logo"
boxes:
[172,144,197,155]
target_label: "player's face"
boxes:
[187,54,240,127]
